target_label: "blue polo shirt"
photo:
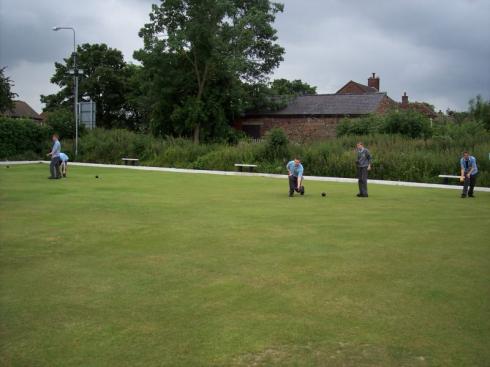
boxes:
[59,153,69,162]
[460,156,478,175]
[286,160,304,178]
[51,139,61,158]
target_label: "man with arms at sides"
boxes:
[460,151,478,198]
[47,133,61,179]
[356,142,372,197]
[286,158,305,197]
[59,152,69,178]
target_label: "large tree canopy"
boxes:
[270,78,317,96]
[135,0,285,142]
[41,44,141,129]
[0,67,17,113]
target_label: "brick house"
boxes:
[234,73,435,141]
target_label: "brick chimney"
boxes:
[401,92,409,107]
[368,73,380,91]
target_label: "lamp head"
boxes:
[52,26,60,31]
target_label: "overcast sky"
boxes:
[1,0,489,113]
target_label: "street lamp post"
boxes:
[52,26,79,158]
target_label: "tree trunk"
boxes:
[193,123,200,144]
[189,54,209,145]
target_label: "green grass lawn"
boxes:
[1,164,489,367]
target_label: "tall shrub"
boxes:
[264,127,289,160]
[382,110,432,138]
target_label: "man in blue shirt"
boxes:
[286,158,304,197]
[460,151,478,198]
[47,133,61,179]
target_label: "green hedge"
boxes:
[0,117,53,159]
[3,122,489,187]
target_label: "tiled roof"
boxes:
[3,100,42,121]
[247,93,387,116]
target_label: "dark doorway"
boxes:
[242,124,261,138]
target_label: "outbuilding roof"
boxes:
[2,100,42,121]
[247,93,388,116]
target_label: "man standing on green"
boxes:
[356,142,372,197]
[47,133,61,179]
[460,151,478,198]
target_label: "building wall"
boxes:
[235,96,398,142]
[375,96,398,114]
[235,116,340,142]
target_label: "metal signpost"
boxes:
[79,101,96,129]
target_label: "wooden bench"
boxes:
[234,163,257,172]
[122,158,139,166]
[438,174,461,185]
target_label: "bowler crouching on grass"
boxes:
[356,142,372,197]
[287,158,304,197]
[47,133,61,179]
[59,152,69,178]
[460,151,478,198]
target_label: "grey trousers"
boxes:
[50,156,61,178]
[289,175,303,194]
[462,173,477,196]
[357,166,368,196]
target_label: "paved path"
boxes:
[2,160,489,192]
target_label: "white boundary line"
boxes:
[2,160,489,192]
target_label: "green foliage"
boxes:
[469,95,490,131]
[135,0,285,142]
[270,78,317,96]
[337,110,432,138]
[382,110,432,138]
[68,128,489,186]
[0,117,52,159]
[264,127,289,160]
[41,44,141,130]
[336,115,382,136]
[0,67,17,113]
[42,108,83,139]
[75,128,157,164]
[8,126,489,186]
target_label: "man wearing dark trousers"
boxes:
[460,151,478,198]
[356,142,372,197]
[286,158,304,197]
[47,133,61,179]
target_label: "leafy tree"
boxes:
[42,108,84,139]
[446,109,469,124]
[135,0,285,143]
[264,127,289,159]
[0,67,17,113]
[270,78,316,96]
[41,44,141,129]
[382,110,432,138]
[469,95,490,131]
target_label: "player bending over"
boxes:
[59,152,69,178]
[460,151,478,198]
[287,158,304,197]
